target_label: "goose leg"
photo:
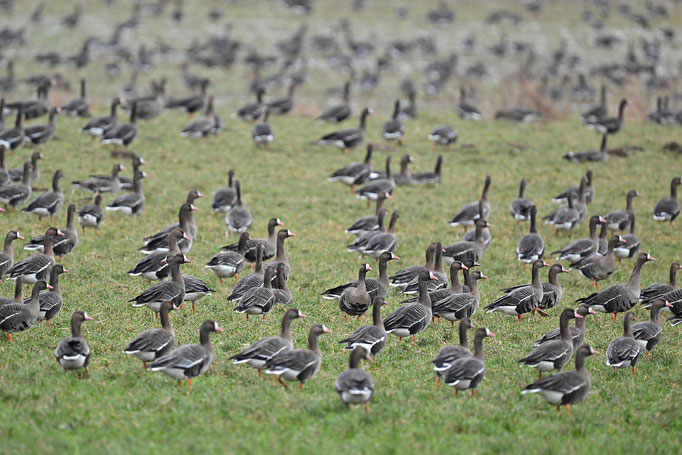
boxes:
[298,382,303,390]
[277,377,289,390]
[454,389,458,398]
[412,335,416,343]
[565,405,571,416]
[471,389,476,398]
[187,379,192,389]
[611,313,617,321]
[538,371,542,379]
[646,351,651,361]
[518,315,523,322]
[364,403,370,415]
[434,377,440,390]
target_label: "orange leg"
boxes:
[84,367,89,377]
[518,315,523,322]
[219,278,223,284]
[234,273,239,282]
[258,369,262,379]
[364,403,370,415]
[298,382,303,390]
[46,320,51,326]
[154,313,159,319]
[592,281,599,291]
[454,389,459,398]
[556,405,561,414]
[7,333,11,342]
[192,303,196,313]
[631,367,636,375]
[471,389,476,398]
[177,380,182,387]
[646,351,651,361]
[565,404,571,416]
[611,313,617,321]
[412,335,416,343]
[450,320,454,327]
[434,377,440,390]
[143,361,147,369]
[538,371,542,379]
[179,304,183,310]
[277,377,289,390]
[187,379,192,389]
[357,315,361,322]
[398,337,403,342]
[263,314,266,319]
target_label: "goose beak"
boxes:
[588,308,596,314]
[160,257,167,264]
[474,261,481,267]
[648,255,655,261]
[666,301,673,308]
[391,254,400,260]
[56,229,65,236]
[47,284,53,290]
[183,233,190,240]
[63,269,69,273]
[365,264,372,271]
[480,274,488,279]
[16,233,24,240]
[561,267,569,273]
[215,326,224,333]
[184,257,192,263]
[142,172,150,178]
[120,165,126,171]
[461,264,468,270]
[298,311,307,318]
[574,311,583,319]
[277,219,283,225]
[196,192,204,198]
[428,272,437,280]
[599,216,607,223]
[543,261,550,267]
[84,313,93,320]
[288,231,296,237]
[591,349,600,355]
[487,330,496,337]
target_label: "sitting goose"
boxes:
[55,310,93,375]
[639,262,681,306]
[90,154,144,192]
[510,179,532,222]
[322,252,399,301]
[339,296,387,360]
[182,275,215,313]
[443,218,491,265]
[226,244,265,302]
[606,190,639,232]
[60,79,89,117]
[0,280,50,342]
[222,217,283,262]
[334,347,375,414]
[148,320,223,389]
[73,164,125,194]
[382,100,405,144]
[205,232,248,283]
[338,264,372,321]
[577,252,655,319]
[101,101,138,150]
[428,126,457,147]
[7,227,63,284]
[80,97,119,137]
[316,81,351,123]
[443,327,495,397]
[552,170,594,205]
[266,83,297,115]
[606,312,640,373]
[105,170,147,216]
[234,268,276,320]
[129,254,190,315]
[265,324,332,390]
[124,300,177,368]
[383,270,438,342]
[263,229,296,281]
[0,162,31,210]
[211,169,236,214]
[535,304,595,351]
[389,242,437,290]
[226,181,252,236]
[0,108,24,153]
[580,85,607,124]
[432,318,476,389]
[522,345,598,415]
[24,107,59,145]
[315,107,372,152]
[449,176,492,232]
[502,263,569,312]
[234,87,265,121]
[328,143,373,192]
[0,230,23,279]
[432,270,486,324]
[129,228,188,281]
[22,169,64,221]
[125,80,165,120]
[589,99,627,135]
[516,205,544,266]
[613,211,640,262]
[652,176,680,224]
[362,210,399,259]
[563,133,608,163]
[389,154,414,186]
[551,215,605,264]
[77,195,103,232]
[411,155,443,184]
[24,204,78,258]
[571,235,625,290]
[230,308,306,378]
[179,96,217,138]
[356,156,395,202]
[455,87,482,120]
[251,108,274,146]
[139,201,197,254]
[486,260,548,321]
[632,299,672,361]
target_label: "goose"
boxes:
[327,143,373,192]
[347,211,386,254]
[411,155,443,184]
[272,263,293,306]
[317,81,351,123]
[639,262,681,306]
[7,227,63,284]
[211,169,237,214]
[0,147,9,187]
[485,260,549,321]
[182,275,215,313]
[552,170,594,205]
[356,156,394,201]
[0,108,24,152]
[432,318,476,389]
[251,107,274,146]
[0,276,23,306]
[129,228,188,281]
[339,296,387,360]
[448,175,491,231]
[577,253,655,319]
[460,199,492,248]
[73,164,125,194]
[227,243,265,302]
[266,83,296,115]
[443,219,491,265]
[551,215,605,264]
[399,90,417,120]
[101,101,138,150]
[383,270,438,342]
[54,310,93,375]
[126,80,165,120]
[345,193,390,236]
[77,194,104,232]
[401,261,469,305]
[571,235,625,290]
[234,87,265,121]
[263,229,295,280]
[521,345,598,415]
[391,154,414,186]
[322,252,399,301]
[455,87,482,120]
[400,242,447,294]
[129,254,190,315]
[0,280,50,342]
[205,232,248,283]
[60,79,89,117]
[605,312,640,373]
[234,268,277,319]
[230,308,306,377]
[315,107,372,152]
[613,211,640,262]
[0,230,23,279]
[606,190,639,232]
[443,327,495,397]
[432,270,487,324]
[167,78,210,115]
[428,126,457,147]
[179,96,217,138]
[389,243,437,289]
[589,99,627,134]
[535,304,596,351]
[85,154,144,193]
[495,107,540,122]
[362,210,399,259]
[382,100,405,144]
[519,309,581,378]
[563,133,608,162]
[124,300,177,368]
[632,299,672,360]
[24,204,78,258]
[516,205,544,265]
[652,176,680,223]
[543,190,580,234]
[105,170,147,216]
[222,217,283,262]
[6,151,38,184]
[510,179,532,222]
[34,265,67,323]
[502,263,569,312]
[335,347,374,414]
[580,85,607,124]
[139,200,198,254]
[0,161,30,210]
[226,181,252,235]
[148,320,223,389]
[24,107,59,145]
[22,169,64,221]
[338,264,372,321]
[80,97,119,137]
[6,84,49,120]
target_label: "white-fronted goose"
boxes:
[362,210,399,259]
[382,100,405,144]
[266,83,296,115]
[632,299,672,360]
[543,189,580,234]
[460,199,492,248]
[443,327,495,397]
[129,228,188,281]
[516,205,544,265]
[226,181,252,235]
[0,277,23,306]
[129,254,190,314]
[432,270,486,325]
[263,229,295,280]
[77,194,103,232]
[428,126,457,147]
[456,87,481,120]
[316,107,372,152]
[7,227,63,284]
[535,304,595,351]
[234,267,276,319]
[606,312,640,373]
[402,261,469,305]
[589,99,627,135]
[0,108,24,152]
[551,215,605,264]
[522,345,598,415]
[125,80,165,120]
[0,230,23,278]
[383,270,438,342]
[389,154,414,186]
[328,144,374,192]
[139,202,196,254]
[399,90,417,120]
[97,154,144,192]
[24,107,59,145]
[389,242,437,290]
[577,253,655,319]
[606,190,639,232]
[338,264,372,320]
[347,208,387,253]
[552,170,594,205]
[55,310,92,374]
[0,161,31,210]
[345,193,390,237]
[339,296,387,360]
[230,308,306,377]
[273,263,293,306]
[179,96,217,138]
[639,262,680,306]
[652,176,680,223]
[448,176,492,231]
[101,101,138,149]
[443,219,491,265]
[124,300,177,368]
[411,155,443,184]
[613,211,640,262]
[251,108,274,146]
[234,87,265,121]
[265,323,332,389]
[182,275,215,313]
[211,169,236,214]
[317,81,351,123]
[322,252,398,301]
[485,260,548,321]
[502,263,569,312]
[563,133,608,163]
[227,243,265,302]
[23,169,64,220]
[571,235,625,290]
[222,217,283,262]
[105,170,147,216]
[35,265,67,323]
[495,107,540,122]
[356,156,394,201]
[510,178,532,222]
[206,232,248,283]
[580,86,607,124]
[60,79,89,117]
[81,97,119,137]
[148,319,223,389]
[0,280,50,342]
[432,318,475,388]
[167,78,210,115]
[401,243,446,294]
[334,347,374,414]
[73,164,125,194]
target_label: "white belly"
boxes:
[537,389,565,405]
[341,390,372,404]
[388,328,411,337]
[59,355,87,370]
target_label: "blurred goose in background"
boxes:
[24,107,59,145]
[226,181,252,236]
[22,169,63,221]
[60,79,89,117]
[652,176,680,224]
[0,230,23,279]
[106,171,147,216]
[80,97,119,138]
[328,144,374,192]
[449,176,491,232]
[382,100,404,144]
[315,107,372,152]
[77,195,104,232]
[510,179,532,222]
[317,81,351,123]
[212,169,236,214]
[605,312,640,373]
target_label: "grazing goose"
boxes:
[563,133,608,163]
[179,96,217,138]
[401,261,468,305]
[356,156,395,201]
[443,327,495,397]
[580,85,607,124]
[0,277,23,306]
[652,176,680,223]
[7,227,63,284]
[401,243,446,294]
[639,262,680,306]
[101,101,138,150]
[516,205,544,265]
[382,100,405,144]
[432,270,487,324]
[577,253,655,319]
[234,87,265,121]
[317,81,351,123]
[0,280,50,342]
[24,107,59,145]
[338,264,372,320]
[81,97,119,137]
[432,318,476,389]
[328,144,373,192]
[148,320,223,389]
[456,87,482,120]
[251,108,274,146]
[211,169,236,214]
[389,242,437,289]
[77,195,103,232]
[322,252,398,301]
[613,211,640,262]
[510,179,532,222]
[25,204,78,258]
[0,230,23,279]
[411,155,443,184]
[535,304,595,351]
[428,126,457,147]
[335,347,374,414]
[105,170,147,216]
[35,265,67,323]
[362,210,399,259]
[55,310,93,375]
[0,162,31,210]
[230,308,306,377]
[502,263,569,312]
[61,79,88,117]
[448,176,492,231]
[266,83,296,115]
[128,228,188,281]
[0,108,24,152]
[589,99,627,135]
[73,164,125,194]
[632,299,672,360]
[315,107,372,152]
[606,190,639,232]
[521,345,598,415]
[206,232,248,283]
[182,275,215,313]
[383,270,438,342]
[339,296,387,360]
[552,170,594,205]
[129,254,190,315]
[227,244,265,302]
[234,268,276,319]
[571,235,625,290]
[443,219,491,265]
[519,309,581,378]
[486,260,548,321]
[222,217,282,262]
[551,215,605,264]
[226,181,252,235]
[124,300,177,368]
[265,324,332,390]
[23,169,64,220]
[139,202,197,254]
[263,229,296,280]
[606,312,640,373]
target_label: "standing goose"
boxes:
[129,228,188,281]
[7,227,63,284]
[347,209,387,254]
[577,253,655,319]
[485,260,549,321]
[432,270,487,324]
[148,320,224,389]
[317,81,351,123]
[0,230,23,279]
[139,202,196,254]
[552,170,594,205]
[315,107,372,152]
[0,280,50,342]
[613,211,640,262]
[519,309,582,378]
[222,217,283,262]
[0,162,31,210]
[589,99,627,135]
[105,170,147,216]
[428,126,458,147]
[322,252,399,301]
[606,190,639,232]
[60,79,89,117]
[335,347,375,414]
[22,169,64,221]
[606,312,640,373]
[266,83,297,115]
[571,235,625,290]
[328,143,374,192]
[124,300,177,368]
[251,108,274,146]
[392,154,414,186]
[24,107,59,145]
[389,242,437,290]
[230,308,307,377]
[652,176,680,223]
[580,85,607,124]
[101,101,138,150]
[535,304,596,351]
[234,87,265,121]
[516,205,544,266]
[34,264,67,323]
[356,156,394,201]
[0,277,23,306]
[460,199,492,248]
[401,242,446,294]
[226,181,252,235]
[80,97,119,137]
[443,218,491,265]
[234,268,276,319]
[521,345,598,415]
[55,310,93,374]
[383,270,438,342]
[179,96,217,138]
[382,100,405,144]
[129,254,190,315]
[205,232,248,284]
[127,80,166,120]
[263,229,296,281]
[448,176,492,231]
[502,263,570,312]
[77,194,103,232]
[361,210,399,259]
[510,178,532,222]
[265,324,332,389]
[551,215,605,264]
[227,243,265,302]
[211,169,236,214]
[411,155,444,184]
[402,261,469,305]
[339,296,387,360]
[639,262,681,306]
[338,263,372,320]
[544,190,580,234]
[632,299,672,360]
[182,276,215,313]
[272,263,293,306]
[73,164,125,194]
[432,318,476,389]
[443,327,495,397]
[456,87,482,120]
[167,78,210,115]
[0,108,24,152]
